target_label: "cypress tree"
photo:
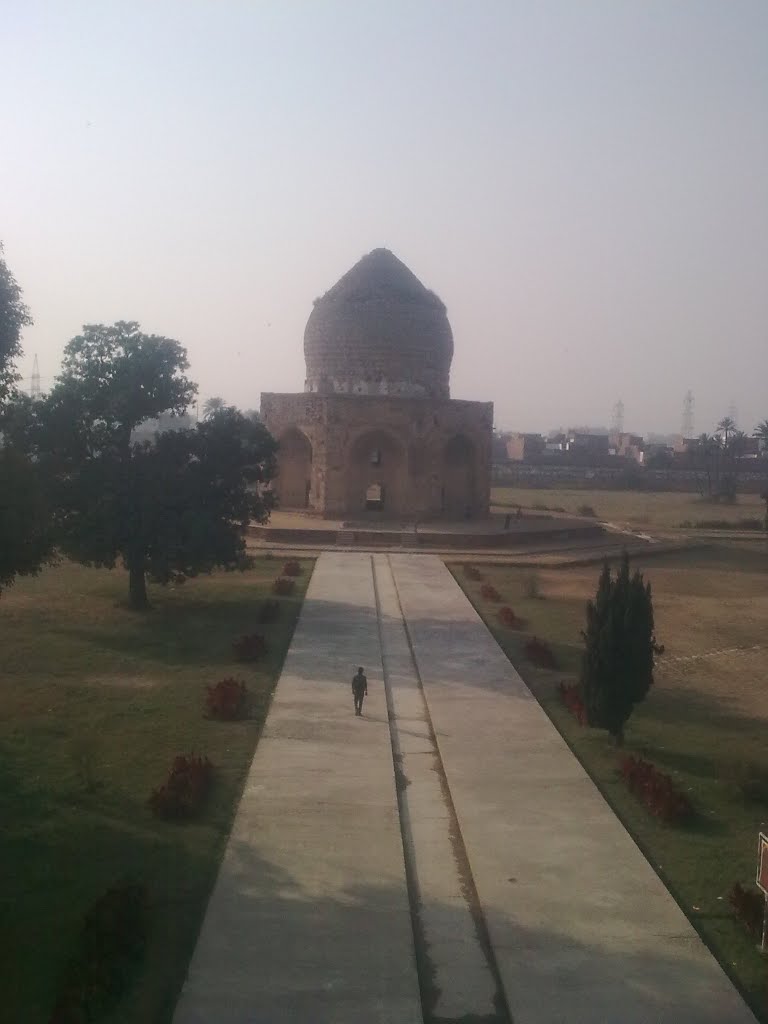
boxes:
[580,552,662,745]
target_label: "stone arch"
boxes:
[442,434,476,518]
[276,428,313,509]
[346,429,406,517]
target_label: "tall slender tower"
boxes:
[611,398,624,434]
[681,390,694,437]
[30,354,41,401]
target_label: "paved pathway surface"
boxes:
[174,552,757,1024]
[173,553,421,1024]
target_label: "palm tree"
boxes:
[753,420,768,451]
[716,416,736,446]
[731,429,748,455]
[693,433,719,498]
[203,396,225,420]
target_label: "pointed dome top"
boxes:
[318,248,445,308]
[304,249,453,398]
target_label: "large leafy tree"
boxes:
[0,245,53,593]
[0,242,32,402]
[0,397,53,591]
[40,322,276,608]
[580,552,663,745]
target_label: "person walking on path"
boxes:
[352,666,368,716]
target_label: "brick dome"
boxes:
[303,248,453,398]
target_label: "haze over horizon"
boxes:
[3,1,766,437]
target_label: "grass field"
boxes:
[491,485,766,531]
[452,544,768,1020]
[0,557,310,1023]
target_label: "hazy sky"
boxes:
[3,1,767,435]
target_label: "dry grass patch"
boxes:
[491,485,766,532]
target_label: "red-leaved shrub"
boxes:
[206,678,248,720]
[558,681,586,725]
[524,636,557,669]
[232,632,267,662]
[149,754,214,819]
[480,583,502,602]
[728,882,765,939]
[258,598,281,623]
[498,605,517,627]
[282,560,302,576]
[272,577,295,596]
[464,565,483,581]
[619,755,693,824]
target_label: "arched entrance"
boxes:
[442,434,475,518]
[276,429,312,509]
[346,430,406,517]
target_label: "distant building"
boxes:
[260,248,492,518]
[641,444,675,468]
[506,432,546,462]
[673,436,698,454]
[610,432,645,463]
[545,432,566,452]
[737,437,761,458]
[565,431,610,457]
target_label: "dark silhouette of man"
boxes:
[352,666,368,716]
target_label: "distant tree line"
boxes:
[691,416,768,501]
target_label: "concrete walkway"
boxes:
[373,553,501,1019]
[174,552,756,1024]
[390,554,757,1024]
[173,553,421,1024]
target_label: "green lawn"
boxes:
[491,485,766,531]
[451,544,768,1021]
[0,557,311,1023]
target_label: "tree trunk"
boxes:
[613,726,625,748]
[128,558,149,610]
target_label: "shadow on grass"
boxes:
[636,743,719,781]
[0,735,260,1024]
[642,686,768,744]
[49,592,304,671]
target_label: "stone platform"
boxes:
[249,510,605,550]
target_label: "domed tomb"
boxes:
[304,248,453,399]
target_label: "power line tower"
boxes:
[728,400,738,429]
[30,354,41,401]
[611,398,624,434]
[681,390,694,437]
